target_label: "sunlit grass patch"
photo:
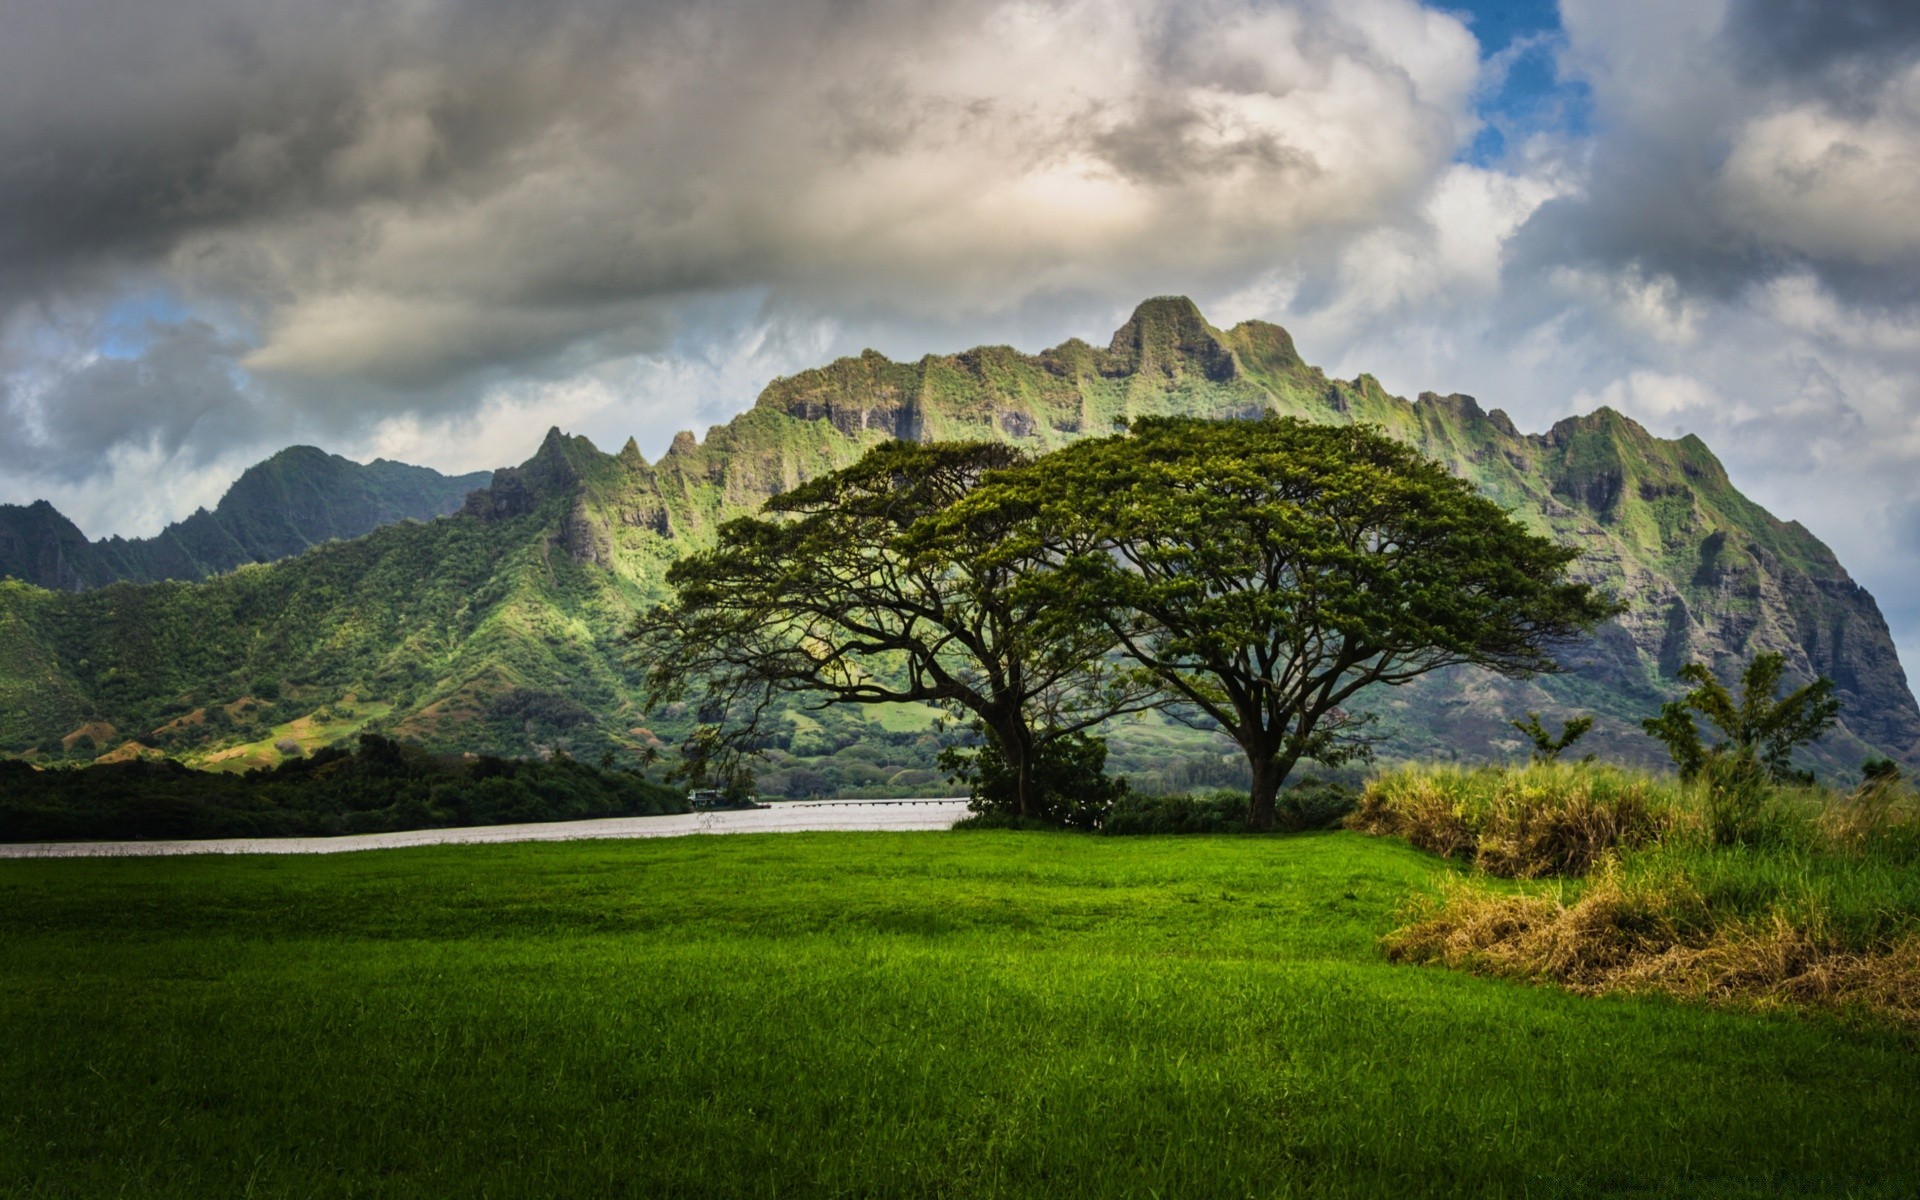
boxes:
[189,700,394,773]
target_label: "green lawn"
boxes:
[2,831,1915,1197]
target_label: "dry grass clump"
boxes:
[1349,762,1673,878]
[1364,762,1920,1025]
[1383,864,1920,1027]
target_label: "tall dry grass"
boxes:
[1349,762,1674,877]
[1359,762,1920,1025]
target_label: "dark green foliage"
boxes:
[1102,789,1252,835]
[0,734,683,842]
[1862,756,1901,785]
[940,729,1129,831]
[1102,782,1355,835]
[634,440,1150,817]
[1511,711,1595,763]
[1275,780,1360,831]
[1643,652,1840,784]
[966,414,1622,829]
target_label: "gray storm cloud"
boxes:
[0,0,1477,405]
[0,320,264,481]
[1509,0,1920,302]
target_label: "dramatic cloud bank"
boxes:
[1,0,1918,667]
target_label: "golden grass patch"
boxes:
[1384,866,1920,1027]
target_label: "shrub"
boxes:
[1275,780,1358,832]
[1642,653,1838,784]
[942,732,1129,831]
[1102,790,1250,836]
[1100,782,1355,836]
[0,734,688,842]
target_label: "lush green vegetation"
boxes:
[4,298,1911,793]
[635,440,1161,815]
[0,735,684,842]
[956,413,1619,825]
[3,831,1916,1197]
[1356,761,1920,1023]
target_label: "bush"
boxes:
[1275,780,1357,832]
[0,734,689,842]
[951,811,1068,832]
[942,731,1129,831]
[1101,782,1355,836]
[1103,790,1250,836]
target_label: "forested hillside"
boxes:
[0,447,489,590]
[3,298,1914,791]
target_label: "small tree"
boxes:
[1511,712,1595,764]
[1641,652,1839,784]
[958,415,1622,830]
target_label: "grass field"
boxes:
[3,830,1917,1197]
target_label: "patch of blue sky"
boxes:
[1442,0,1593,165]
[95,288,194,359]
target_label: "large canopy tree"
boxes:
[954,414,1622,830]
[629,440,1151,816]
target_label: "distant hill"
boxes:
[0,447,491,590]
[2,297,1914,790]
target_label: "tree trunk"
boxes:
[1248,754,1283,831]
[992,715,1038,820]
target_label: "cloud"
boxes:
[1507,0,1920,303]
[1,0,1480,388]
[0,317,266,482]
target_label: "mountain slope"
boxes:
[2,298,1914,785]
[0,447,491,590]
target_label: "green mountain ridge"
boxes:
[0,446,491,591]
[2,297,1914,786]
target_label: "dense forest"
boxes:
[0,735,684,842]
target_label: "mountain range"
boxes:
[2,297,1914,790]
[0,447,489,591]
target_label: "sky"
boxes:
[2,0,1918,670]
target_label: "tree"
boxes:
[958,415,1622,830]
[1641,652,1839,784]
[1511,712,1595,764]
[629,440,1152,819]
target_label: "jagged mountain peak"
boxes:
[1104,295,1238,382]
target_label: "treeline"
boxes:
[0,735,684,843]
